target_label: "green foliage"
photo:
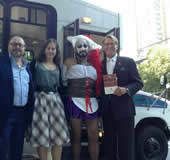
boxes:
[138,45,170,99]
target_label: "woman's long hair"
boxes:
[38,38,61,65]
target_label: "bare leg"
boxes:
[51,145,62,160]
[86,118,99,160]
[37,147,48,160]
[71,118,82,160]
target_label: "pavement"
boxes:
[23,141,170,160]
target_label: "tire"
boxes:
[136,125,168,160]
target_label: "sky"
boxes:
[83,0,138,59]
[83,0,170,60]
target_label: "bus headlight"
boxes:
[99,131,104,138]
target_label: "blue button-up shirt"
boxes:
[10,56,30,107]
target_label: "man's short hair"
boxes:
[102,35,118,45]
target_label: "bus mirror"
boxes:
[166,83,170,89]
[166,72,170,89]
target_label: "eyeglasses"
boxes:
[10,42,25,48]
[103,42,116,46]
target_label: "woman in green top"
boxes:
[30,39,70,160]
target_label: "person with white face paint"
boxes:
[75,39,88,59]
[63,35,102,160]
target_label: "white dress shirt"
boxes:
[106,55,117,74]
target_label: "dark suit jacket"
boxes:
[101,56,143,119]
[0,54,34,133]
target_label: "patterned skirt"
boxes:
[30,92,70,148]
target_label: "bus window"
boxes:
[31,8,47,25]
[37,9,46,24]
[30,8,36,23]
[11,6,28,22]
[0,3,3,18]
[133,94,148,107]
[10,5,47,60]
[24,50,34,62]
[0,3,3,55]
[10,22,46,58]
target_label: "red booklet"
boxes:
[103,74,118,95]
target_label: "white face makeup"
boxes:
[75,39,89,58]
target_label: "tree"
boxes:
[138,45,170,99]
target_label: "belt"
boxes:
[36,85,57,93]
[43,91,56,94]
[67,78,96,97]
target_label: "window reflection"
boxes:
[24,50,34,62]
[11,6,28,22]
[11,22,46,58]
[31,8,36,23]
[0,4,3,18]
[0,20,3,55]
[37,9,46,24]
[10,5,48,60]
[31,8,46,24]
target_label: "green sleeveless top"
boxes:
[35,61,60,92]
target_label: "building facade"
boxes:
[135,0,169,58]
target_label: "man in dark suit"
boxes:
[0,36,34,160]
[101,35,143,160]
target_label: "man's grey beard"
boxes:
[11,51,24,58]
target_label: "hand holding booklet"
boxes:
[103,74,119,95]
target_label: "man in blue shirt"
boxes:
[0,36,34,160]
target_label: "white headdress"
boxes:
[67,35,101,51]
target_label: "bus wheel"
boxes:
[136,125,168,160]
